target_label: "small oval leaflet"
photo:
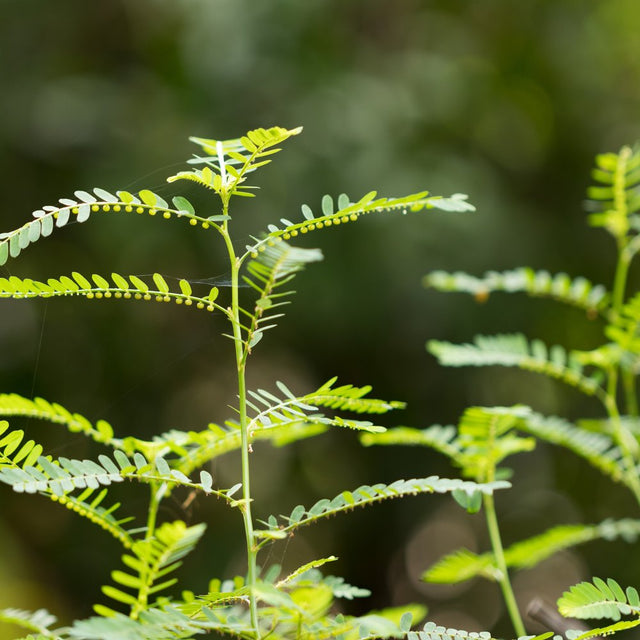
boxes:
[41,216,54,237]
[155,456,171,477]
[226,483,242,497]
[139,189,159,207]
[72,272,92,290]
[129,275,149,293]
[56,209,70,228]
[111,273,130,291]
[172,196,195,215]
[28,220,41,243]
[321,194,334,216]
[9,234,20,258]
[74,190,97,204]
[289,505,306,523]
[76,204,91,223]
[92,274,111,290]
[152,273,169,294]
[200,470,213,492]
[93,187,118,203]
[179,279,192,296]
[452,488,483,514]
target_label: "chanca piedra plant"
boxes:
[363,144,640,640]
[0,123,520,640]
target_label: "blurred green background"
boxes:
[2,0,640,637]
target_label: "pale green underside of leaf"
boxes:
[428,334,605,400]
[424,268,610,315]
[0,419,134,546]
[403,620,558,640]
[565,619,640,640]
[0,188,211,267]
[0,449,219,500]
[256,477,510,542]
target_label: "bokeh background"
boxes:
[1,1,640,637]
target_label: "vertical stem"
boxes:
[623,370,638,418]
[484,492,526,637]
[612,246,639,417]
[612,244,630,316]
[132,482,166,619]
[221,207,260,637]
[607,239,640,503]
[604,392,640,506]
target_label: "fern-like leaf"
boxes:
[255,477,509,545]
[428,334,605,399]
[123,419,327,481]
[0,450,223,502]
[586,145,640,241]
[605,291,640,370]
[168,126,303,199]
[102,521,206,617]
[0,420,45,470]
[404,621,498,640]
[362,407,533,482]
[0,394,118,446]
[0,608,59,639]
[519,412,632,487]
[558,577,640,621]
[361,424,460,459]
[70,604,219,640]
[0,188,211,267]
[405,622,560,640]
[240,240,323,352]
[247,190,474,255]
[0,273,221,315]
[244,378,405,438]
[454,405,535,481]
[423,549,497,584]
[424,268,610,316]
[424,519,640,585]
[565,619,640,640]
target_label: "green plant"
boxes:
[0,125,507,640]
[364,144,640,639]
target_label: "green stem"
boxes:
[623,369,639,417]
[132,482,166,619]
[221,207,260,638]
[484,492,526,637]
[613,247,639,417]
[606,236,640,501]
[612,244,631,316]
[604,392,640,506]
